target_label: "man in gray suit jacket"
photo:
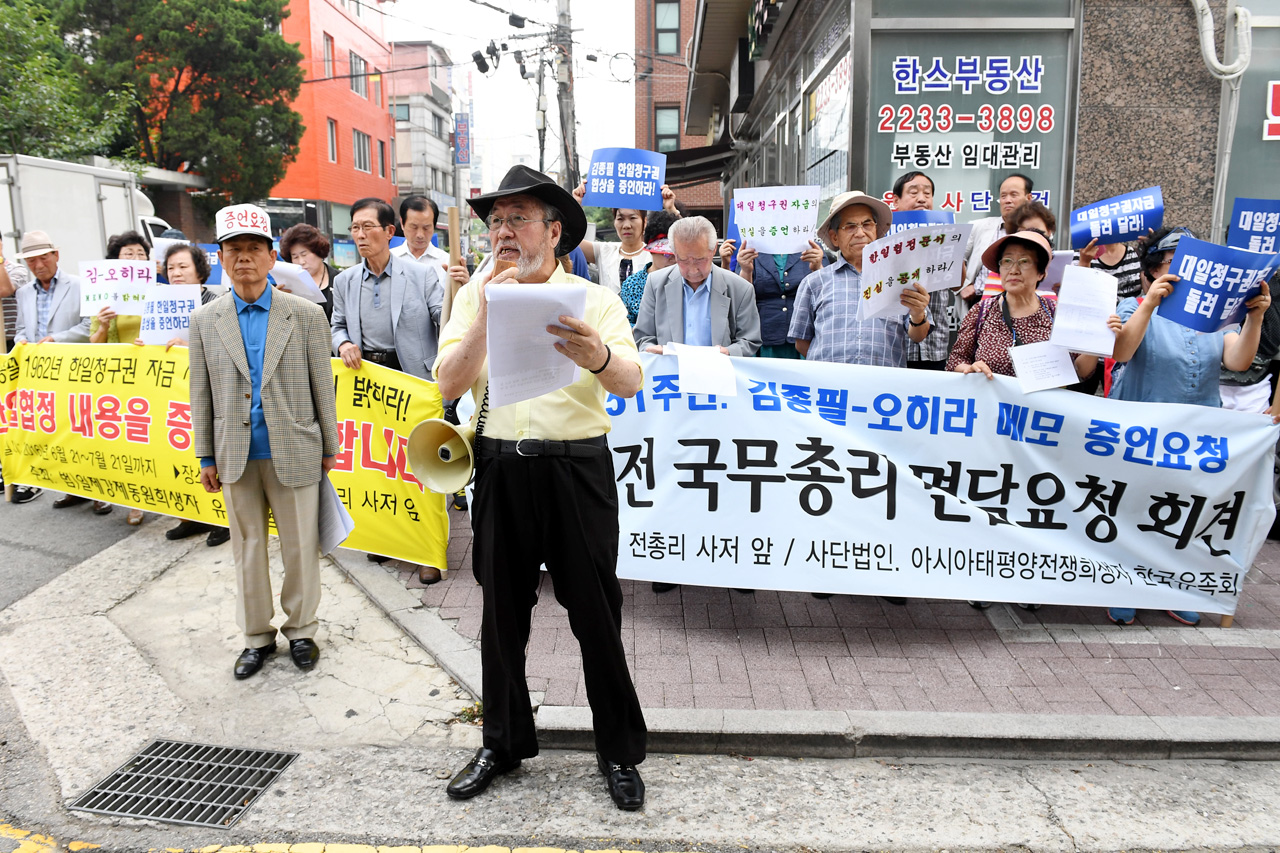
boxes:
[331,197,444,381]
[633,216,761,358]
[189,204,339,681]
[12,231,90,345]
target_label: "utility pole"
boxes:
[554,0,579,190]
[536,57,547,174]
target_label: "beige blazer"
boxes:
[189,288,339,488]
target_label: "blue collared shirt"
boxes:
[682,277,713,347]
[1110,296,1228,407]
[201,286,273,469]
[34,271,61,340]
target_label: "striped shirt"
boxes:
[787,255,928,367]
[1092,244,1143,301]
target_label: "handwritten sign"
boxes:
[1069,186,1163,249]
[858,224,973,321]
[889,209,955,235]
[582,147,666,211]
[138,285,201,345]
[731,185,822,254]
[1157,236,1280,332]
[1228,197,1280,253]
[79,261,155,315]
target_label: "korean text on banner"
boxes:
[1069,187,1163,249]
[605,354,1275,615]
[0,345,448,569]
[1228,197,1280,253]
[583,148,666,211]
[1157,236,1280,333]
[79,261,155,315]
[731,185,822,254]
[858,224,972,321]
[139,285,201,345]
[889,209,956,235]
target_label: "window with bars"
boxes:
[353,129,371,172]
[349,51,367,97]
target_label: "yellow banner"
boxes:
[0,343,448,568]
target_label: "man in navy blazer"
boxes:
[331,197,444,381]
[632,216,761,357]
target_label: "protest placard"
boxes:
[889,209,955,235]
[1228,197,1280,253]
[79,261,155,315]
[582,148,666,211]
[138,285,201,345]
[731,186,823,255]
[1068,186,1163,249]
[1157,236,1280,332]
[857,224,972,321]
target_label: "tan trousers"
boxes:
[223,458,321,647]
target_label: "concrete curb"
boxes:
[333,551,1280,761]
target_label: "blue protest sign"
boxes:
[199,243,223,284]
[724,199,740,272]
[889,209,955,235]
[1069,186,1163,249]
[582,148,666,211]
[1228,198,1280,252]
[1156,236,1280,332]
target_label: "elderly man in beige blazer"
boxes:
[188,204,339,681]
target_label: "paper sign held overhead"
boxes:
[731,185,822,255]
[1069,187,1163,249]
[1156,236,1280,333]
[583,148,666,211]
[1228,197,1280,253]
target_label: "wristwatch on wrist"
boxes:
[909,314,928,327]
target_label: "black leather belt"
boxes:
[474,434,607,458]
[362,349,400,369]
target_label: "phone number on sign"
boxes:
[878,103,1056,134]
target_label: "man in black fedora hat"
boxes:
[434,165,648,810]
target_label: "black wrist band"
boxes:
[589,344,612,374]
[909,315,928,327]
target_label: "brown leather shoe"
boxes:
[52,495,87,509]
[418,565,442,585]
[92,500,113,515]
[126,508,144,525]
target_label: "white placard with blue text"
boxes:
[730,185,823,254]
[605,355,1275,615]
[1157,236,1280,333]
[858,224,972,321]
[582,148,666,211]
[138,285,201,345]
[1228,198,1280,253]
[1069,187,1163,249]
[78,261,156,316]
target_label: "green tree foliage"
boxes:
[0,0,131,159]
[62,0,305,204]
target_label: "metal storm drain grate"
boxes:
[69,739,298,828]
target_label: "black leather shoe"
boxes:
[166,519,209,540]
[881,596,908,606]
[366,553,390,563]
[597,754,644,810]
[233,642,276,680]
[206,526,230,547]
[52,494,87,509]
[289,638,319,670]
[446,748,520,800]
[651,582,678,593]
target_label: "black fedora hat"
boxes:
[467,165,588,257]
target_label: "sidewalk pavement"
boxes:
[341,504,1280,760]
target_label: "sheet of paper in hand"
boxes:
[79,261,155,315]
[1010,341,1080,394]
[138,285,201,345]
[1227,197,1280,252]
[269,261,327,303]
[1069,186,1163,249]
[583,148,666,211]
[731,186,823,255]
[857,224,972,321]
[1157,236,1280,333]
[484,282,588,408]
[1049,265,1118,357]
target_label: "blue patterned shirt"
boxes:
[787,255,928,367]
[34,270,62,340]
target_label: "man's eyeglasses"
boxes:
[349,222,385,235]
[838,220,878,235]
[486,215,552,231]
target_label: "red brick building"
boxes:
[634,0,723,227]
[267,0,397,244]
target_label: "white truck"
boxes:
[0,154,171,270]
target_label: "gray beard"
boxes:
[515,245,548,280]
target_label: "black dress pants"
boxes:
[471,445,647,765]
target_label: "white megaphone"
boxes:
[406,418,475,494]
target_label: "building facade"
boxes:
[683,0,1280,245]
[390,40,458,218]
[635,0,724,227]
[267,0,398,241]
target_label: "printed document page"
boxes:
[485,282,588,408]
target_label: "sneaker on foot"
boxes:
[1107,607,1136,625]
[1167,609,1201,626]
